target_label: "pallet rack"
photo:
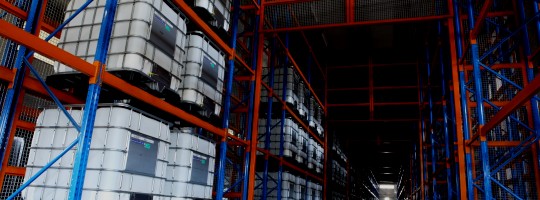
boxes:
[0,0,327,199]
[409,0,540,199]
[0,0,539,199]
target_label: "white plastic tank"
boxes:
[55,0,187,94]
[297,81,308,119]
[307,138,316,170]
[23,104,170,200]
[164,127,216,199]
[255,172,297,200]
[296,128,308,165]
[261,66,302,113]
[294,176,306,200]
[306,181,322,200]
[315,143,324,174]
[189,0,231,31]
[181,31,226,117]
[308,97,316,128]
[314,183,322,200]
[308,97,324,137]
[258,118,300,159]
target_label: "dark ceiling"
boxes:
[287,22,442,183]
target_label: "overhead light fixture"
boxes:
[379,184,395,190]
[384,197,391,200]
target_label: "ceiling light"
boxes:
[379,184,395,190]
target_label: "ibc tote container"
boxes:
[258,118,300,160]
[297,81,308,119]
[188,0,232,32]
[164,127,216,199]
[306,182,322,200]
[255,172,297,200]
[314,183,322,200]
[181,31,226,117]
[55,0,187,95]
[296,128,308,165]
[315,143,324,174]
[23,104,170,200]
[307,138,316,170]
[261,66,302,114]
[308,97,324,137]
[308,97,316,128]
[294,176,306,200]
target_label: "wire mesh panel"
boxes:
[18,93,54,124]
[485,106,530,141]
[28,30,60,78]
[0,0,33,69]
[524,0,539,55]
[2,0,32,12]
[355,0,447,22]
[0,81,7,113]
[471,0,513,13]
[0,174,23,200]
[465,64,527,141]
[0,36,24,70]
[42,0,70,29]
[490,151,538,199]
[241,0,255,6]
[7,128,33,167]
[264,0,346,29]
[472,145,485,198]
[213,145,244,197]
[29,57,56,79]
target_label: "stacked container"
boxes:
[314,182,323,200]
[262,66,302,113]
[307,138,324,173]
[297,81,308,119]
[189,0,231,32]
[315,143,324,174]
[254,172,297,199]
[23,104,170,199]
[307,139,316,170]
[331,191,346,200]
[181,31,226,117]
[258,118,300,160]
[164,127,216,199]
[294,176,307,200]
[331,160,346,187]
[296,128,308,165]
[307,182,322,200]
[308,97,324,137]
[54,0,187,95]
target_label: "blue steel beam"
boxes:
[216,0,241,198]
[518,0,540,148]
[417,55,427,199]
[277,32,291,200]
[450,0,476,197]
[68,0,117,198]
[460,20,474,200]
[535,1,540,44]
[471,42,493,199]
[262,35,277,200]
[244,0,265,198]
[467,0,492,198]
[0,0,42,172]
[438,20,454,199]
[426,43,438,200]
